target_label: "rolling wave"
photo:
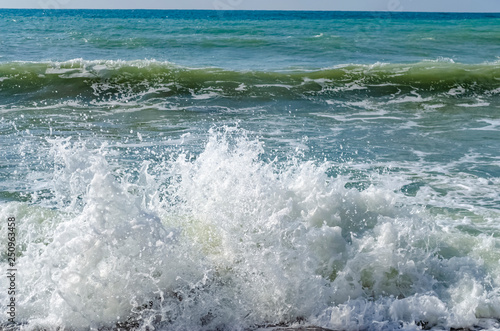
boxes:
[1,59,499,107]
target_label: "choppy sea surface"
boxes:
[1,9,500,331]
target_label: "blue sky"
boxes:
[1,0,500,12]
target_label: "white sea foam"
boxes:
[473,118,500,131]
[457,101,491,107]
[1,128,500,330]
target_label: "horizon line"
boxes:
[1,8,500,14]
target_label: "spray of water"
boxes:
[1,128,500,330]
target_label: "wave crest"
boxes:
[1,59,500,108]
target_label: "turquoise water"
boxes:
[1,9,500,330]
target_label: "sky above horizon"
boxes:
[1,0,500,12]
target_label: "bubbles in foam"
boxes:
[1,127,500,330]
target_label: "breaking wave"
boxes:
[1,128,500,330]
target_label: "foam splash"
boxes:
[1,128,500,330]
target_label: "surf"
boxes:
[2,60,500,109]
[1,128,500,330]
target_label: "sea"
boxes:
[1,9,500,331]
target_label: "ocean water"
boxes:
[1,9,500,330]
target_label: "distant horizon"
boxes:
[1,0,500,13]
[2,7,500,14]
